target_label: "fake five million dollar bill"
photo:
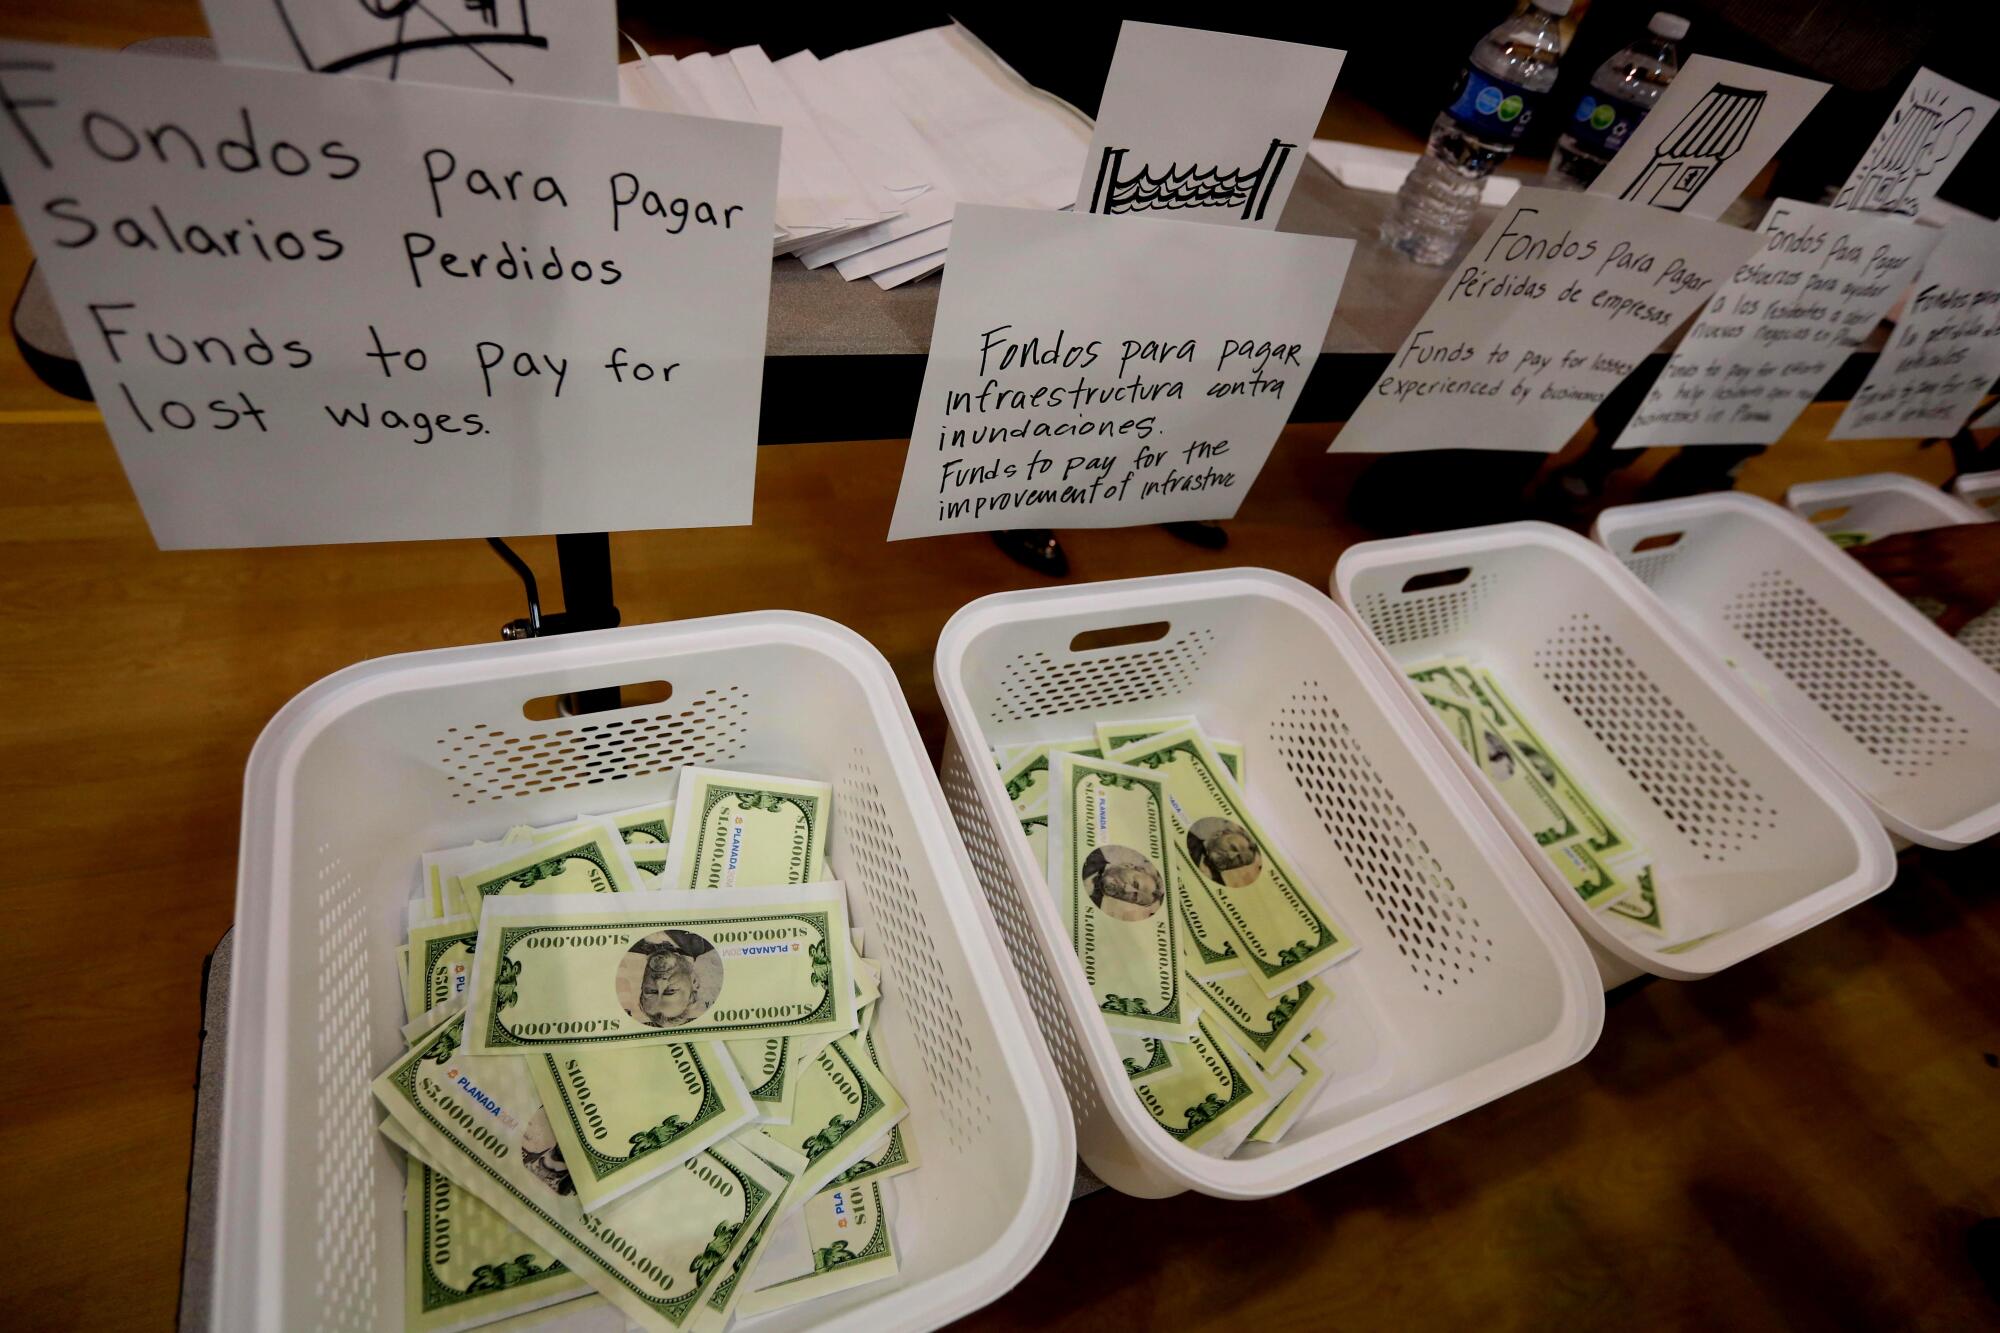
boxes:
[464,886,857,1055]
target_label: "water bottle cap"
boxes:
[1537,0,1573,14]
[1650,12,1690,39]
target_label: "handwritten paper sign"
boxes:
[202,0,617,101]
[1830,220,2000,440]
[0,41,777,548]
[1612,201,1941,449]
[1332,188,1757,454]
[1075,22,1344,229]
[1589,56,1827,220]
[1834,68,1997,216]
[886,205,1350,538]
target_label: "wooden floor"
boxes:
[3,8,1998,1332]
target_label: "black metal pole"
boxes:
[556,532,621,714]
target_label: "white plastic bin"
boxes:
[1334,522,1896,983]
[213,615,1074,1333]
[1595,493,2000,848]
[1787,471,2000,674]
[1954,468,2000,513]
[934,569,1603,1199]
[1786,471,1988,537]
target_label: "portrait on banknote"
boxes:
[616,929,724,1028]
[1186,818,1263,889]
[520,1108,577,1197]
[1082,844,1168,922]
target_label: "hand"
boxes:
[1851,522,2000,635]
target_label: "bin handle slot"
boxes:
[1806,505,1851,525]
[1400,566,1471,594]
[1632,531,1683,552]
[1069,621,1170,653]
[523,680,672,721]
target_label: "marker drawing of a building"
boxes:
[1618,84,1767,212]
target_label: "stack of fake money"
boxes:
[997,717,1360,1156]
[1406,657,1693,949]
[378,767,914,1332]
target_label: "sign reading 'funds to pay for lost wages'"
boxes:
[886,204,1352,539]
[0,42,779,549]
[1334,188,1758,454]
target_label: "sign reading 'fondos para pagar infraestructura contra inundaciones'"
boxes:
[0,40,778,549]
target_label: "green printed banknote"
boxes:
[611,800,676,848]
[1045,752,1197,1040]
[372,1016,787,1333]
[405,916,475,1024]
[699,1130,803,1326]
[740,1179,898,1316]
[664,768,832,891]
[1095,717,1245,782]
[456,821,643,926]
[1250,1027,1332,1145]
[1415,689,1575,847]
[464,886,856,1055]
[1018,800,1048,872]
[670,770,843,1118]
[819,1029,917,1194]
[1410,659,1640,913]
[528,1041,758,1211]
[1473,667,1628,859]
[1113,1030,1171,1081]
[388,1121,588,1332]
[1605,863,1665,934]
[1107,724,1357,995]
[997,742,1069,812]
[1131,1015,1276,1154]
[421,820,578,921]
[760,1033,910,1201]
[1188,969,1328,1075]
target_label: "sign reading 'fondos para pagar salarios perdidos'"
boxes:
[0,41,778,548]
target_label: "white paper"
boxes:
[1834,67,1997,217]
[1333,188,1759,454]
[871,250,949,290]
[1077,22,1344,229]
[1307,139,1519,206]
[1588,56,1828,220]
[1974,398,2000,431]
[1613,201,1942,448]
[862,25,1089,213]
[1830,220,2000,440]
[0,41,778,548]
[887,205,1351,538]
[201,0,616,102]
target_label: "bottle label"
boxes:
[1566,91,1650,154]
[1445,67,1546,142]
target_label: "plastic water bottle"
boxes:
[1382,0,1570,266]
[1546,12,1687,190]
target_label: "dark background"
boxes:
[641,0,2000,218]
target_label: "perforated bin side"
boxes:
[1595,494,2000,848]
[1783,473,2000,674]
[938,743,1103,1140]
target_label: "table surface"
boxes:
[6,7,2000,1333]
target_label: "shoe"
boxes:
[1162,520,1229,550]
[992,529,1069,578]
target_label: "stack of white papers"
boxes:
[622,24,1090,287]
